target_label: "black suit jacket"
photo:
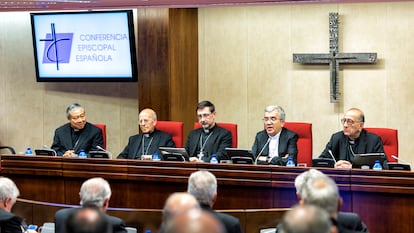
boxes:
[319,129,384,162]
[201,205,243,233]
[117,129,175,159]
[51,122,104,156]
[252,128,298,165]
[54,208,127,233]
[0,209,24,233]
[185,125,232,162]
[337,212,369,233]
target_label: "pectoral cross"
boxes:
[293,13,377,103]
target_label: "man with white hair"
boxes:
[0,177,27,232]
[187,170,243,233]
[55,177,126,233]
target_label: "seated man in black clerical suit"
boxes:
[252,105,298,165]
[319,108,384,169]
[185,100,232,162]
[54,177,127,233]
[117,108,175,160]
[187,170,243,233]
[52,103,104,157]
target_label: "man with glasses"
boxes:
[252,105,298,165]
[185,100,232,162]
[52,103,104,157]
[319,108,384,168]
[117,108,175,160]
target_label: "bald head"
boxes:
[280,204,331,233]
[164,209,225,233]
[139,108,157,134]
[65,207,109,233]
[162,192,200,221]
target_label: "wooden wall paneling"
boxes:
[137,8,198,139]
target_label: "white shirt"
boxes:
[268,131,281,159]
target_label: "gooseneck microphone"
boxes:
[255,137,271,165]
[391,155,410,164]
[96,145,112,159]
[328,149,337,163]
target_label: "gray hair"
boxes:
[280,204,331,233]
[66,103,85,119]
[294,169,325,195]
[301,175,339,215]
[264,105,286,120]
[79,178,111,208]
[187,171,217,206]
[0,177,19,201]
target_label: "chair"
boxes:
[283,122,312,167]
[156,121,184,148]
[94,124,107,149]
[364,127,398,162]
[0,146,16,154]
[194,122,238,148]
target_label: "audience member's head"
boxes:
[79,177,112,212]
[65,206,110,233]
[187,170,217,207]
[279,204,331,233]
[163,209,225,233]
[162,192,200,222]
[0,177,20,212]
[300,174,341,218]
[294,169,325,199]
[139,108,157,134]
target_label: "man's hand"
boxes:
[63,150,76,157]
[334,160,352,169]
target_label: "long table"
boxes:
[1,155,414,233]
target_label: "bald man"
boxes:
[163,209,225,233]
[159,192,201,233]
[278,204,331,233]
[118,108,175,159]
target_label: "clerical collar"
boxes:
[203,124,216,134]
[143,130,156,138]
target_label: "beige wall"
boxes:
[198,2,414,165]
[1,2,414,165]
[0,12,138,154]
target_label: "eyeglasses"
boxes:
[197,113,212,119]
[341,118,360,125]
[262,117,279,123]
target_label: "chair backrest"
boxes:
[156,121,184,148]
[94,124,107,149]
[364,127,398,162]
[193,122,238,148]
[0,146,16,154]
[283,122,312,167]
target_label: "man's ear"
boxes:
[337,197,343,212]
[296,192,301,201]
[212,193,217,207]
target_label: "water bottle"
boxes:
[25,147,33,156]
[78,149,87,158]
[145,230,151,233]
[286,157,295,167]
[210,154,218,164]
[152,152,161,161]
[372,160,383,170]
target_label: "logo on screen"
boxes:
[40,23,73,70]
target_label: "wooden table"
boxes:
[1,155,414,233]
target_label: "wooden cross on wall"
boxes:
[293,13,377,103]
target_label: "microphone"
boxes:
[255,137,271,165]
[41,144,57,156]
[96,145,112,159]
[391,155,410,164]
[328,150,337,163]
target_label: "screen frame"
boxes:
[30,10,138,82]
[352,153,387,169]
